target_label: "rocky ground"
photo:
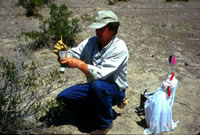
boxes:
[0,0,200,134]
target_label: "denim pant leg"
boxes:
[89,80,125,130]
[56,83,90,108]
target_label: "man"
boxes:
[53,10,129,134]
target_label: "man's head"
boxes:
[89,10,120,47]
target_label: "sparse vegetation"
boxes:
[166,0,188,2]
[3,3,81,133]
[0,43,67,133]
[17,0,53,17]
[80,14,93,26]
[19,3,81,50]
[171,23,193,32]
[108,0,130,5]
[47,3,81,46]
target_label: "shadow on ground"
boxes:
[135,106,148,129]
[136,118,148,129]
[39,105,120,133]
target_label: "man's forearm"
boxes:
[78,61,89,75]
[60,57,89,75]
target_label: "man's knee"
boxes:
[56,90,71,105]
[56,93,62,102]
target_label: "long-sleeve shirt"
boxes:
[67,36,129,90]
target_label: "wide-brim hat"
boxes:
[88,10,118,29]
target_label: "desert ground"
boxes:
[0,0,200,134]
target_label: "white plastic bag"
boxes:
[144,74,179,134]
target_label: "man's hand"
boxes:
[53,39,67,54]
[60,57,80,68]
[60,57,89,75]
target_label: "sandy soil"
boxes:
[0,0,200,134]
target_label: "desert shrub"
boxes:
[20,25,49,49]
[0,44,67,133]
[19,3,81,49]
[81,14,93,24]
[166,0,188,2]
[108,0,130,5]
[17,0,52,17]
[47,3,81,45]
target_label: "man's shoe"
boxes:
[90,122,113,135]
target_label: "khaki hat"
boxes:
[89,10,118,29]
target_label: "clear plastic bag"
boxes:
[144,75,179,134]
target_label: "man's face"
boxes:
[96,26,114,47]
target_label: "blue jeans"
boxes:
[56,80,125,130]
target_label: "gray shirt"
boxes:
[67,36,129,90]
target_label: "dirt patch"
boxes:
[0,0,200,134]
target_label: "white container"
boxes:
[58,51,68,74]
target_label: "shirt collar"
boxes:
[101,36,116,52]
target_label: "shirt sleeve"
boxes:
[88,46,128,80]
[67,38,89,59]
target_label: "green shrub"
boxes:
[19,3,81,49]
[166,0,188,2]
[17,0,52,17]
[81,13,93,25]
[0,55,67,133]
[108,0,130,5]
[48,3,81,45]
